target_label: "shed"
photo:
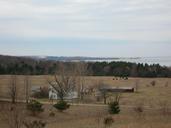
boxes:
[31,86,41,94]
[99,86,135,93]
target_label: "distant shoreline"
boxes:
[0,54,171,66]
[31,56,171,67]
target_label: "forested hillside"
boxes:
[0,55,171,77]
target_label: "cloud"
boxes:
[0,0,171,42]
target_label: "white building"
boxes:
[49,86,78,100]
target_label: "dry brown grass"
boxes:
[0,75,171,128]
[0,101,170,128]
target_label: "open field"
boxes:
[0,75,171,128]
[0,75,171,105]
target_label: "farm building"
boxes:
[99,86,135,93]
[49,86,78,100]
[31,86,41,94]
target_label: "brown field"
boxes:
[0,75,171,128]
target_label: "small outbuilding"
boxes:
[99,86,135,93]
[31,86,41,94]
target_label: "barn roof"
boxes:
[99,86,134,92]
[100,86,134,90]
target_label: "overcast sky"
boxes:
[0,0,171,57]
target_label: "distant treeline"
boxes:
[0,55,171,77]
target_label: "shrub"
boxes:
[133,102,145,119]
[124,77,128,80]
[53,101,70,112]
[27,100,44,116]
[49,111,55,117]
[32,87,49,99]
[134,106,144,113]
[103,116,114,128]
[151,80,156,86]
[23,120,46,128]
[108,101,120,114]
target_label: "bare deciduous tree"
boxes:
[97,81,111,104]
[0,104,25,128]
[114,92,121,103]
[133,101,145,120]
[103,116,114,128]
[48,63,76,101]
[75,62,89,101]
[24,75,31,104]
[9,75,18,104]
[135,79,140,92]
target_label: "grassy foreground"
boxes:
[0,76,171,128]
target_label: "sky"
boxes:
[0,0,171,57]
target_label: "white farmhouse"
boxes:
[49,86,78,100]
